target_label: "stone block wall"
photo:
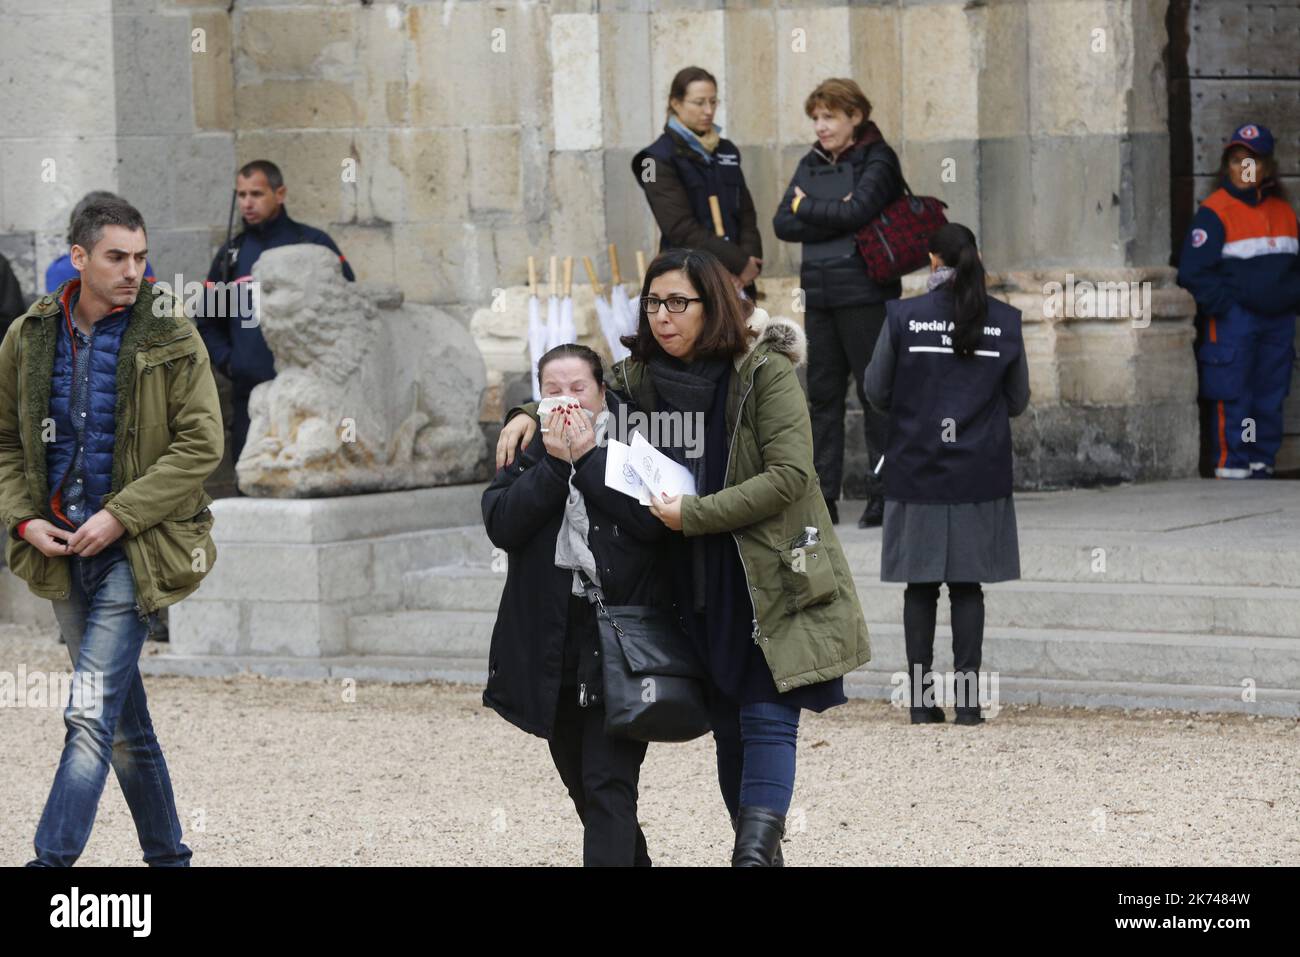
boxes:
[0,0,234,299]
[3,1,1267,486]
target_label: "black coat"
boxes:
[632,127,763,277]
[773,137,904,310]
[0,253,28,340]
[481,397,670,739]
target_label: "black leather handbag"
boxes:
[580,575,711,743]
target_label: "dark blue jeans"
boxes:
[28,549,191,867]
[711,699,801,818]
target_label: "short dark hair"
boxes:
[69,197,147,255]
[67,191,120,244]
[238,159,284,191]
[538,343,604,390]
[623,249,754,363]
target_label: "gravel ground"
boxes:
[3,624,1297,867]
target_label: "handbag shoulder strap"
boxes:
[575,569,606,609]
[864,139,910,198]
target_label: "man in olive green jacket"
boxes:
[1,197,222,866]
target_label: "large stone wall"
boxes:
[0,0,233,298]
[206,1,1176,298]
[7,0,1274,483]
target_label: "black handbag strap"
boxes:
[575,568,602,605]
[575,570,621,632]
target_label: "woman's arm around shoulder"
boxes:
[482,437,572,550]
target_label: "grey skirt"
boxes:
[880,495,1021,583]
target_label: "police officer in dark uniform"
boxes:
[197,160,356,472]
[631,66,763,297]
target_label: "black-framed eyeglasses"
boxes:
[641,295,702,314]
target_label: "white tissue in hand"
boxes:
[538,395,594,430]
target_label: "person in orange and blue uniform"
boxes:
[1178,123,1300,479]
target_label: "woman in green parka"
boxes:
[496,249,871,866]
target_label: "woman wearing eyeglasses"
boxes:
[631,66,764,297]
[496,249,871,867]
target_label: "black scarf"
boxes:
[647,355,730,495]
[648,355,733,612]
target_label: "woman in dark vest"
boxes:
[496,250,872,866]
[773,78,904,529]
[862,224,1029,725]
[632,66,764,297]
[482,344,669,866]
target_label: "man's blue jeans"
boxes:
[28,548,191,867]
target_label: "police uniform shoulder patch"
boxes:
[1191,228,1208,248]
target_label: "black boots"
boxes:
[858,496,884,528]
[954,710,985,726]
[731,807,786,866]
[909,706,946,724]
[730,813,784,866]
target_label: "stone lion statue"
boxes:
[236,244,488,497]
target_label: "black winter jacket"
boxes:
[482,394,670,739]
[632,126,763,277]
[0,253,27,340]
[773,136,904,310]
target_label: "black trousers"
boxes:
[230,383,254,469]
[548,689,651,867]
[805,303,889,502]
[903,582,985,714]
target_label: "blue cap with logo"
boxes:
[1227,123,1274,156]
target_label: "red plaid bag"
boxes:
[854,177,949,283]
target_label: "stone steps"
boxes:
[134,651,1300,718]
[130,479,1300,715]
[406,529,1300,590]
[837,537,1300,589]
[341,608,1300,703]
[399,564,1300,638]
[349,609,497,658]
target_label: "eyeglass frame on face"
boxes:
[642,295,702,314]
